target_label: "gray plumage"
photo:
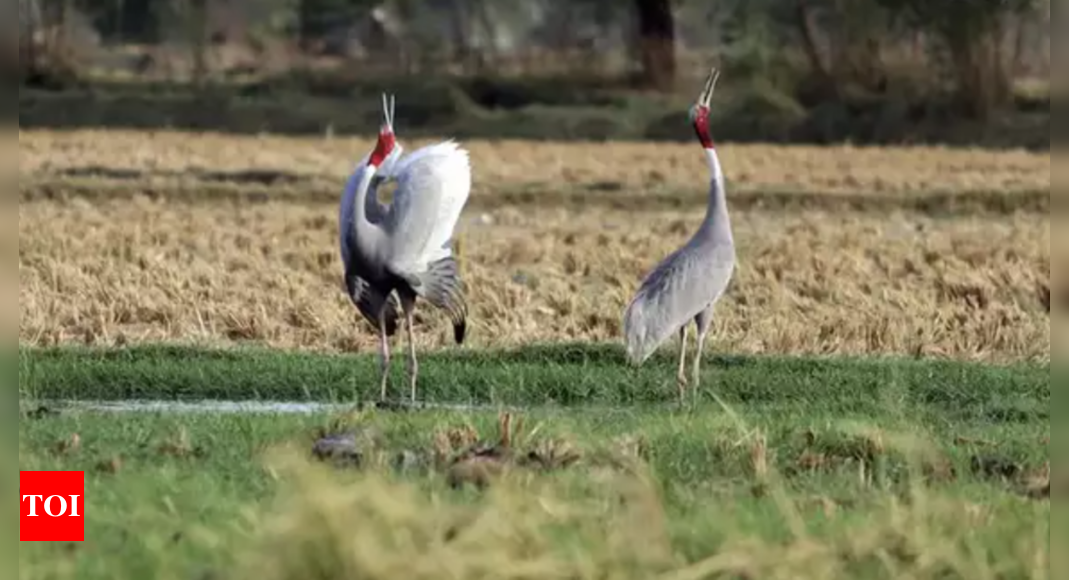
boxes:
[622,68,736,403]
[340,94,471,403]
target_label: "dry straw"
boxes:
[18,130,1051,362]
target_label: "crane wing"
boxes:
[416,256,468,344]
[382,140,471,275]
[346,274,400,337]
[622,243,735,365]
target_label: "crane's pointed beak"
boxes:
[380,92,396,132]
[705,69,722,107]
[697,68,720,109]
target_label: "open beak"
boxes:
[380,93,396,132]
[697,67,720,108]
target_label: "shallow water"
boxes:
[32,399,528,415]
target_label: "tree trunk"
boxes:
[634,0,675,91]
[1010,14,1026,75]
[448,0,472,70]
[945,20,1011,120]
[184,0,210,88]
[18,0,41,81]
[794,0,839,99]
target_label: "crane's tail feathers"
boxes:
[453,318,467,345]
[416,257,468,345]
[621,296,664,367]
[623,335,654,367]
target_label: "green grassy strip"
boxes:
[19,344,1048,422]
[18,401,1049,580]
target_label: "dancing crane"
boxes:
[339,94,470,404]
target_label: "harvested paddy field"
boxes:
[19,131,1051,362]
[21,130,1050,212]
[20,200,1049,360]
[18,129,1050,363]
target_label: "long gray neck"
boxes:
[696,147,732,244]
[349,163,385,254]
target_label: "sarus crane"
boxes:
[622,68,736,405]
[339,94,470,404]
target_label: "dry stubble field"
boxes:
[18,130,1051,362]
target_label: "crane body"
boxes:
[622,69,736,404]
[339,95,470,404]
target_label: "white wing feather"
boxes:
[383,140,471,274]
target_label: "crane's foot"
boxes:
[676,373,689,408]
[407,358,419,404]
[378,375,389,405]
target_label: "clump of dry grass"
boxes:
[236,425,1048,580]
[1022,462,1050,499]
[429,413,584,489]
[308,411,591,489]
[245,451,677,580]
[18,196,1050,361]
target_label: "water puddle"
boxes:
[31,399,528,415]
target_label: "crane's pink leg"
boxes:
[398,292,419,403]
[693,307,715,401]
[377,311,391,402]
[677,325,689,404]
[404,310,418,403]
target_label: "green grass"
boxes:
[18,344,1050,580]
[19,344,1049,416]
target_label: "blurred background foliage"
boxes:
[10,0,1050,147]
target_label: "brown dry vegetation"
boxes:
[18,130,1051,362]
[20,130,1051,202]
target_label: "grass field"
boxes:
[18,345,1051,580]
[18,129,1050,579]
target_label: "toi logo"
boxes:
[20,471,85,542]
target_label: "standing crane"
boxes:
[622,68,736,405]
[339,94,470,404]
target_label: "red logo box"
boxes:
[20,471,85,542]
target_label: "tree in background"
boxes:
[634,0,676,91]
[877,0,1039,118]
[793,0,899,97]
[19,0,1050,116]
[16,0,89,86]
[16,0,41,80]
[298,0,367,52]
